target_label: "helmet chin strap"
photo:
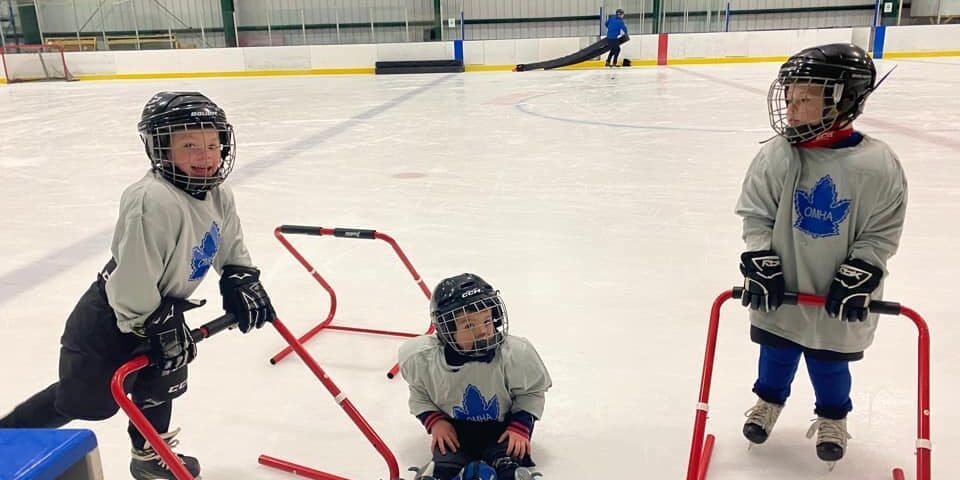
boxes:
[468,338,492,354]
[466,332,502,356]
[162,164,213,199]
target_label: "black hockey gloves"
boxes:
[220,265,276,333]
[739,250,785,312]
[141,298,202,376]
[825,258,884,321]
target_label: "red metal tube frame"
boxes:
[113,356,194,480]
[271,225,433,379]
[114,315,401,480]
[112,314,237,480]
[685,288,930,480]
[258,318,401,480]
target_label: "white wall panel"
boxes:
[377,41,452,60]
[243,45,312,70]
[885,24,960,51]
[310,44,378,67]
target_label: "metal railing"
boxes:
[4,1,956,50]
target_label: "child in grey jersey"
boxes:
[736,44,907,465]
[0,92,277,479]
[399,273,552,480]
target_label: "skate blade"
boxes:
[406,462,435,480]
[516,469,543,480]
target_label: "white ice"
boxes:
[1,59,958,479]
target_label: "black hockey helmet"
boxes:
[430,273,508,357]
[138,91,236,194]
[767,43,877,143]
[616,8,625,15]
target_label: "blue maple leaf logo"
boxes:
[189,222,221,281]
[794,175,851,238]
[452,384,499,422]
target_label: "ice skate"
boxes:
[514,467,543,479]
[129,428,201,480]
[743,398,784,446]
[455,461,497,479]
[806,417,851,469]
[408,460,437,480]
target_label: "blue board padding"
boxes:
[873,24,886,59]
[0,429,98,480]
[454,40,464,61]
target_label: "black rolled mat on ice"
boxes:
[375,59,465,74]
[514,35,630,72]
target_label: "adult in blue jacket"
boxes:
[605,9,628,67]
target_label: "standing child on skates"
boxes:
[735,43,907,465]
[0,92,277,479]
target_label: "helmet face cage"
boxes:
[143,121,236,194]
[433,295,508,357]
[767,75,843,144]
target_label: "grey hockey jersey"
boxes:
[104,170,253,333]
[735,134,907,353]
[399,335,552,421]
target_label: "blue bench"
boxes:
[0,429,103,480]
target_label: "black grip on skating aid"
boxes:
[191,314,237,343]
[733,286,797,305]
[783,292,799,305]
[279,225,323,236]
[868,300,901,316]
[333,228,376,240]
[732,286,902,315]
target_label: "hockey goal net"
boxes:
[1,44,75,83]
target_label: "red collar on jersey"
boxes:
[798,128,855,149]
